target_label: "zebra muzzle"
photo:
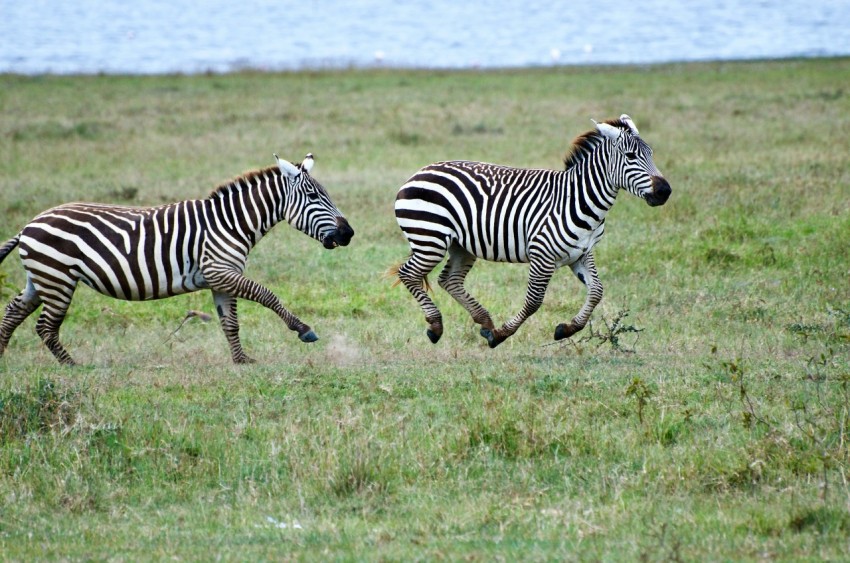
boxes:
[645,176,671,207]
[322,218,355,249]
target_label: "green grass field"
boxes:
[1,58,849,560]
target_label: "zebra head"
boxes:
[275,153,355,249]
[594,115,671,207]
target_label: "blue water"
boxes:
[1,0,848,74]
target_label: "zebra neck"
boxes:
[205,170,288,248]
[563,158,618,217]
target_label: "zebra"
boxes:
[390,114,671,348]
[0,153,354,365]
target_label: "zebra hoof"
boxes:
[299,330,319,343]
[480,328,505,349]
[554,323,578,340]
[426,329,441,344]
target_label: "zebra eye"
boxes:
[625,151,638,161]
[306,190,320,200]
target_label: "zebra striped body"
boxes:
[393,115,671,347]
[396,161,605,266]
[0,154,354,365]
[22,201,211,301]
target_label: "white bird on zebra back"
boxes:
[0,153,354,365]
[388,114,671,348]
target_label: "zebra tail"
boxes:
[384,260,432,292]
[0,234,21,265]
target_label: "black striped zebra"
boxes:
[391,114,671,348]
[0,153,354,365]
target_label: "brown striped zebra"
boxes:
[0,154,354,365]
[390,115,671,347]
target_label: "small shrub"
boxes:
[625,377,653,424]
[578,307,644,353]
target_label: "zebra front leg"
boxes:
[212,291,255,364]
[481,259,555,349]
[555,252,603,340]
[397,253,445,343]
[204,267,318,346]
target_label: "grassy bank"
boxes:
[1,58,849,560]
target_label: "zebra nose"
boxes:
[646,176,671,207]
[334,217,355,246]
[322,218,353,249]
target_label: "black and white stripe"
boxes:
[392,114,671,348]
[0,153,354,365]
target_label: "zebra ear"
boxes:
[301,153,314,173]
[592,119,622,141]
[274,154,301,178]
[620,114,639,135]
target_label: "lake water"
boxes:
[1,0,848,74]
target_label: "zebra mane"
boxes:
[207,166,279,198]
[563,117,633,171]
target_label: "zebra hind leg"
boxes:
[212,291,255,364]
[34,298,76,366]
[0,283,43,358]
[437,246,494,332]
[397,252,446,343]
